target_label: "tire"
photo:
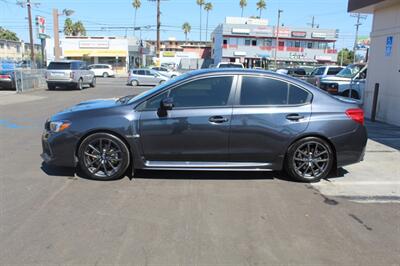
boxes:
[171,75,176,78]
[77,78,83,90]
[130,80,138,87]
[47,84,55,90]
[285,137,334,183]
[78,133,130,181]
[90,77,96,88]
[342,90,359,99]
[102,72,108,78]
[159,80,165,85]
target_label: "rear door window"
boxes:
[311,67,325,76]
[239,76,311,105]
[327,67,343,75]
[138,70,146,75]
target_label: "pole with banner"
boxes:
[35,15,49,67]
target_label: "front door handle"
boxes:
[209,116,229,124]
[286,114,304,121]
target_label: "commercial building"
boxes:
[0,39,41,62]
[46,36,154,73]
[348,0,400,126]
[211,17,339,68]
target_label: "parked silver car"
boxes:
[46,60,96,90]
[306,65,344,86]
[150,66,180,78]
[127,68,169,86]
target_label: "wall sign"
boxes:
[79,40,109,49]
[385,36,393,57]
[291,31,307,38]
[312,32,326,39]
[231,28,250,34]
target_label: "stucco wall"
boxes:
[364,3,400,126]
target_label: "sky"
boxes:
[0,0,372,49]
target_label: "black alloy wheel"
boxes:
[285,137,333,182]
[78,133,130,180]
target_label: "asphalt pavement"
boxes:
[0,78,399,265]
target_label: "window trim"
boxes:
[137,74,239,111]
[234,74,313,107]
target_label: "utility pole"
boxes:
[17,0,37,65]
[26,0,35,64]
[307,16,319,28]
[53,9,61,61]
[156,0,160,58]
[351,13,367,63]
[274,9,283,69]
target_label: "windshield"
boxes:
[126,72,191,104]
[336,64,364,78]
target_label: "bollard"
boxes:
[371,83,379,122]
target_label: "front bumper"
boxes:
[41,130,78,167]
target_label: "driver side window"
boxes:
[141,76,234,110]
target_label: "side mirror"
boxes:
[160,97,174,110]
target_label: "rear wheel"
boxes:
[285,137,334,182]
[130,80,138,87]
[102,72,109,78]
[78,133,130,181]
[90,77,96,87]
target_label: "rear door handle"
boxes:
[286,114,304,121]
[209,116,229,124]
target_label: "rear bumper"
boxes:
[331,124,368,167]
[0,79,15,89]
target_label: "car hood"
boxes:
[52,98,119,118]
[320,76,352,83]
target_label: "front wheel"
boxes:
[130,80,138,87]
[78,133,130,181]
[102,72,109,78]
[285,137,334,182]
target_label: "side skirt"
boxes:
[142,161,274,171]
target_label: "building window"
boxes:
[264,39,272,46]
[251,40,257,46]
[237,38,245,46]
[286,41,294,47]
[229,38,237,45]
[223,39,228,45]
[318,42,327,49]
[245,39,251,46]
[295,41,301,48]
[307,42,313,49]
[0,43,4,49]
[16,45,20,53]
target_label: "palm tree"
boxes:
[132,0,141,36]
[196,0,205,41]
[204,2,213,42]
[182,22,191,43]
[73,21,86,36]
[239,0,247,17]
[256,0,266,18]
[63,18,74,36]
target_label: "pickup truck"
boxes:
[319,63,367,100]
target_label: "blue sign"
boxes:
[385,36,393,57]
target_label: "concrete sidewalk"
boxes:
[313,120,400,203]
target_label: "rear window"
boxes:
[47,62,71,70]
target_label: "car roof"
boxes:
[49,60,83,63]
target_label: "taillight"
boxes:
[346,108,364,125]
[0,74,11,79]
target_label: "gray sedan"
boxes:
[41,69,367,182]
[127,68,169,86]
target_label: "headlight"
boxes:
[49,121,71,132]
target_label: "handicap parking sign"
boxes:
[385,36,393,57]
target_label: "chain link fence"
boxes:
[14,69,47,93]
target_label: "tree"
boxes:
[256,0,266,18]
[0,27,19,41]
[72,21,86,36]
[239,0,247,17]
[63,18,74,36]
[337,48,355,66]
[196,0,205,41]
[132,0,141,36]
[182,22,191,43]
[204,2,213,42]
